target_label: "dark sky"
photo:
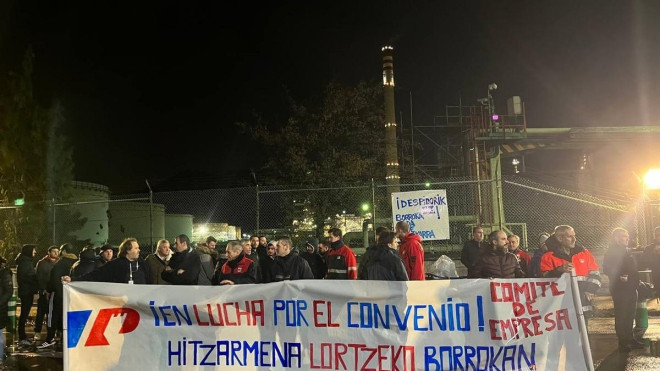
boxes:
[5,1,660,193]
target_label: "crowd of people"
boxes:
[1,222,659,361]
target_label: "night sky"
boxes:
[4,1,660,193]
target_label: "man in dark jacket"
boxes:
[300,238,326,279]
[69,238,151,284]
[266,238,313,282]
[70,246,98,280]
[162,234,201,285]
[603,227,644,352]
[16,244,38,346]
[94,244,114,269]
[34,246,59,340]
[358,231,408,281]
[39,243,77,349]
[469,230,524,279]
[461,226,487,277]
[146,239,171,284]
[217,241,257,285]
[0,256,13,364]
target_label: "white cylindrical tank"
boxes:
[165,214,194,241]
[60,181,110,246]
[108,202,165,246]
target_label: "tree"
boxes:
[244,80,386,238]
[0,47,77,258]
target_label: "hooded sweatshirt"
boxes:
[399,232,425,280]
[300,238,326,279]
[16,245,38,297]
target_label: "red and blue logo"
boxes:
[67,308,140,348]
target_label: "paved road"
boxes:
[3,317,660,370]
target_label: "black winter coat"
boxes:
[162,247,201,285]
[469,249,525,278]
[48,253,78,300]
[70,249,98,280]
[0,267,13,329]
[266,252,314,282]
[300,251,326,279]
[358,244,409,281]
[16,253,38,297]
[78,257,152,284]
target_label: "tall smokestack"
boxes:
[382,46,400,193]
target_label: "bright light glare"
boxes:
[644,169,660,190]
[361,203,369,212]
[199,226,208,234]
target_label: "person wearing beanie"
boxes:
[94,244,115,269]
[300,237,326,279]
[16,244,38,346]
[71,246,99,280]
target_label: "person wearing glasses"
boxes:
[63,238,152,284]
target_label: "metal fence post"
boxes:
[52,198,56,245]
[371,178,376,241]
[256,184,260,235]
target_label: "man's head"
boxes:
[488,230,508,253]
[554,225,576,250]
[259,236,268,246]
[21,244,36,258]
[206,236,217,250]
[242,239,252,255]
[267,241,277,257]
[395,221,410,239]
[318,240,329,254]
[276,238,293,257]
[118,238,140,261]
[100,244,114,262]
[507,235,520,252]
[47,246,60,259]
[328,228,342,243]
[306,238,319,254]
[157,239,170,257]
[225,241,243,261]
[174,234,190,253]
[611,227,629,248]
[472,227,484,242]
[375,226,389,243]
[378,231,399,250]
[250,236,259,249]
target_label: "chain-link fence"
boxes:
[2,176,654,260]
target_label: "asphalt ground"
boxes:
[2,296,660,370]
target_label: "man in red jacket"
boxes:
[395,221,425,280]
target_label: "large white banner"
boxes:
[391,190,450,240]
[64,276,589,370]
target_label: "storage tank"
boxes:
[59,181,110,246]
[165,214,194,241]
[108,202,165,247]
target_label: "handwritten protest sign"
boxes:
[64,275,589,370]
[391,190,450,240]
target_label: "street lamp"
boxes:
[643,169,660,194]
[361,203,370,212]
[642,168,660,246]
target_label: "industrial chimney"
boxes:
[382,46,400,193]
